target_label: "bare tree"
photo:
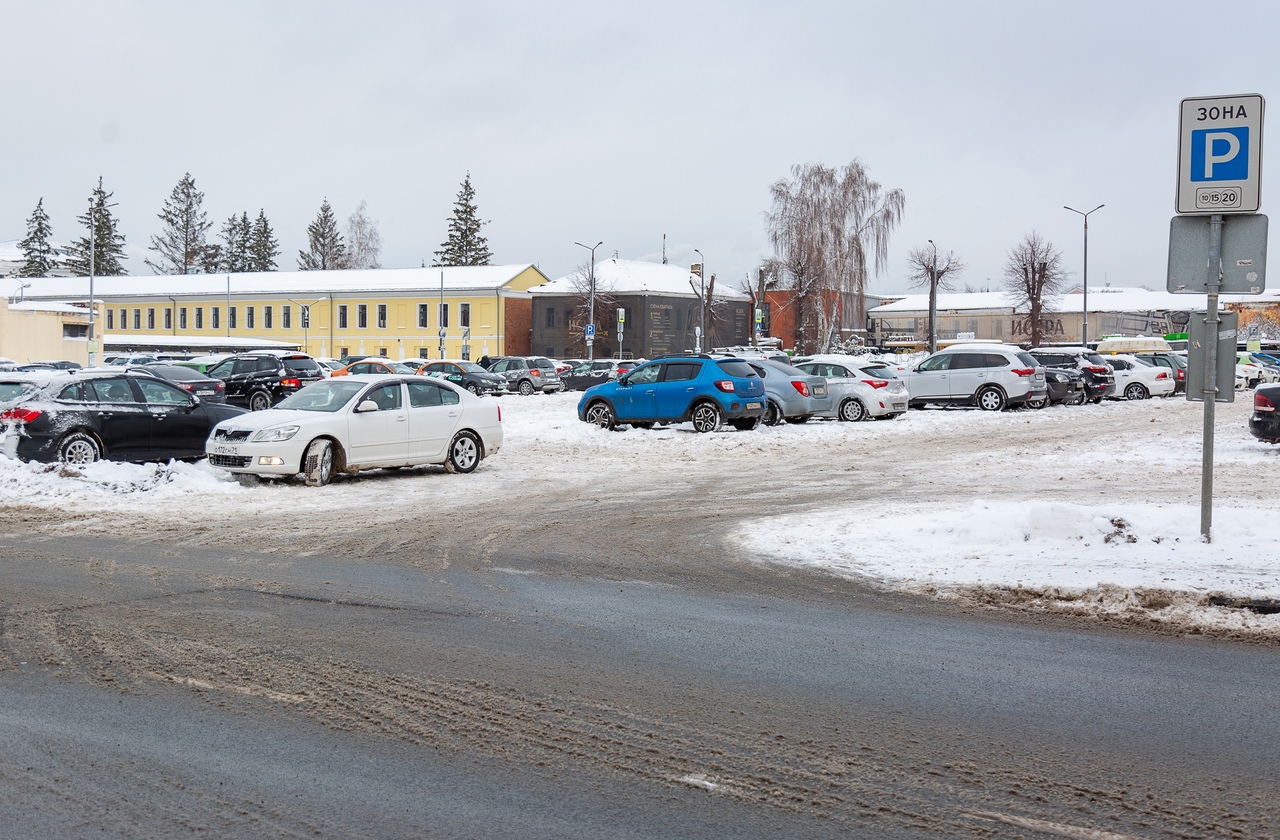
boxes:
[766,160,905,353]
[1002,231,1066,347]
[906,243,965,352]
[345,200,383,270]
[564,261,617,357]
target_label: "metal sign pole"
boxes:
[1200,214,1224,541]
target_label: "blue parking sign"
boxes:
[1190,127,1249,181]
[585,323,595,338]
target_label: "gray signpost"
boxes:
[1169,93,1266,541]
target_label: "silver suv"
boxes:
[488,356,565,395]
[900,344,1047,411]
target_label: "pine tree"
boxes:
[433,173,492,266]
[345,200,383,270]
[249,210,280,272]
[216,212,253,273]
[18,198,58,277]
[146,172,214,274]
[298,199,346,270]
[65,177,128,276]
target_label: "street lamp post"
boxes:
[1064,204,1104,347]
[927,239,939,354]
[574,240,602,361]
[85,195,117,367]
[693,248,706,353]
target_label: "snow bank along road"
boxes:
[3,388,1278,638]
[1,392,1278,836]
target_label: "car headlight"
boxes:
[252,424,301,442]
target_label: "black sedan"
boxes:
[129,363,228,403]
[0,369,246,464]
[1045,368,1087,405]
[1249,383,1280,443]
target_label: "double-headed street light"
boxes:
[575,240,603,361]
[1064,204,1104,347]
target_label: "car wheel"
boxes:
[1026,395,1049,409]
[763,401,784,426]
[730,415,761,431]
[248,391,272,411]
[975,386,1007,411]
[58,432,102,465]
[1090,396,1104,404]
[584,401,616,430]
[1066,390,1087,406]
[466,383,479,395]
[1124,383,1148,400]
[784,416,809,424]
[690,401,722,433]
[838,398,867,422]
[445,430,481,474]
[303,438,334,487]
[518,380,535,396]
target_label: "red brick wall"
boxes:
[504,297,532,355]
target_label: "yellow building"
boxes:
[0,283,95,364]
[17,265,547,362]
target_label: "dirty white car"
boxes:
[205,374,502,485]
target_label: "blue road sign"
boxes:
[585,323,595,338]
[1191,127,1249,181]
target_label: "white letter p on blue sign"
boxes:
[1191,127,1249,181]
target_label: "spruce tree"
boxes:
[65,178,128,276]
[18,198,58,276]
[146,172,214,274]
[216,212,253,273]
[298,199,346,270]
[433,173,492,266]
[249,210,280,272]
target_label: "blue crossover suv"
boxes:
[577,356,767,432]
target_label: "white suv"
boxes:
[899,344,1047,411]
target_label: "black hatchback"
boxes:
[0,370,246,464]
[1029,348,1116,403]
[205,352,325,411]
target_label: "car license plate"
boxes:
[197,390,214,396]
[813,385,827,396]
[745,401,762,410]
[893,402,906,410]
[211,444,240,455]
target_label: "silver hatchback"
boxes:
[746,358,830,425]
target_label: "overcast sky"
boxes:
[5,0,1280,296]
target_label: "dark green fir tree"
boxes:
[298,199,346,270]
[433,173,492,266]
[217,212,253,273]
[65,177,128,276]
[249,210,280,272]
[146,172,213,274]
[18,198,58,276]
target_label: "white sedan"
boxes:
[205,374,502,485]
[1111,354,1176,399]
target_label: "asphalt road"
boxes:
[2,527,1277,839]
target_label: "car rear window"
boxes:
[0,382,35,401]
[148,364,204,381]
[860,364,900,379]
[1015,352,1040,367]
[285,358,322,374]
[1084,353,1108,366]
[716,360,758,378]
[532,358,557,371]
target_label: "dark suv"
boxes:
[205,352,325,411]
[1028,347,1116,403]
[487,356,565,395]
[577,355,767,432]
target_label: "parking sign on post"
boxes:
[1177,94,1264,214]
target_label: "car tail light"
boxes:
[1156,371,1168,380]
[179,383,195,390]
[1085,365,1109,374]
[0,407,42,423]
[1256,392,1277,412]
[1177,369,1185,381]
[714,380,736,393]
[790,381,810,397]
[1011,368,1035,377]
[497,404,502,421]
[281,377,301,388]
[217,382,226,390]
[862,378,890,389]
[531,369,541,377]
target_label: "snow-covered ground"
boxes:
[2,389,1278,638]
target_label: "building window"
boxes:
[195,307,204,329]
[106,309,114,330]
[263,305,272,329]
[419,348,430,358]
[439,303,449,329]
[378,348,388,357]
[211,307,220,330]
[545,307,556,328]
[357,304,368,329]
[377,304,387,329]
[338,347,348,358]
[229,306,237,330]
[246,306,255,329]
[119,308,126,329]
[163,308,172,330]
[282,305,292,329]
[133,309,142,330]
[63,323,89,339]
[460,302,470,328]
[418,304,429,329]
[146,308,156,330]
[301,305,311,329]
[179,307,187,329]
[338,305,348,329]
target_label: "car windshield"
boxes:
[274,380,367,412]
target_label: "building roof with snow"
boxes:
[868,286,1280,315]
[534,258,749,300]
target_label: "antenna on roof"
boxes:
[662,234,667,264]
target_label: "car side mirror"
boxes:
[355,399,379,412]
[188,394,201,407]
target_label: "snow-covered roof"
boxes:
[869,286,1280,315]
[6,300,90,316]
[100,334,295,350]
[0,264,545,301]
[535,258,749,300]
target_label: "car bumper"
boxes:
[205,436,308,475]
[1249,412,1280,443]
